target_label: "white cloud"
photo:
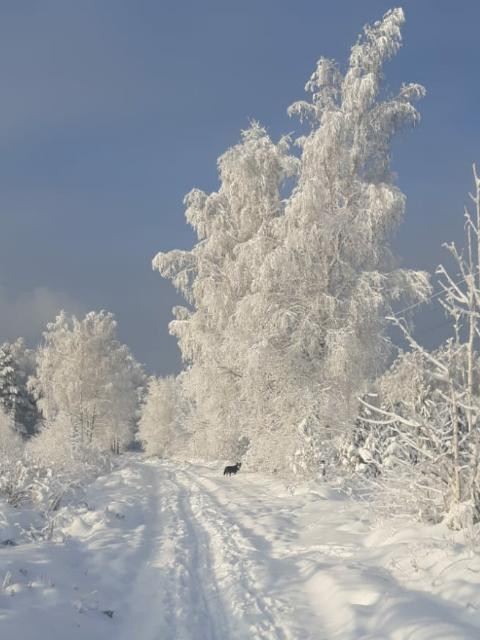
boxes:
[0,284,84,346]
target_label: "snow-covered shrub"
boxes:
[0,405,110,517]
[0,394,113,543]
[289,417,328,478]
[25,430,113,517]
[0,409,28,505]
[0,407,23,458]
[26,412,111,474]
[345,343,475,524]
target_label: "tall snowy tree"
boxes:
[154,123,297,459]
[30,311,145,455]
[154,8,430,472]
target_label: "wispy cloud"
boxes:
[0,284,84,345]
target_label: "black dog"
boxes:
[223,462,241,476]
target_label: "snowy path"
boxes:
[2,455,480,639]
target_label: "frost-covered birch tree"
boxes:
[154,8,429,472]
[138,375,187,457]
[244,7,430,471]
[30,311,145,457]
[154,124,297,459]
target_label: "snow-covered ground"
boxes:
[2,455,480,639]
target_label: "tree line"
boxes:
[2,8,479,529]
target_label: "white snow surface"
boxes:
[2,455,480,639]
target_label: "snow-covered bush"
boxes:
[0,409,27,505]
[348,335,480,524]
[341,355,455,522]
[289,417,328,478]
[0,404,109,515]
[26,411,111,474]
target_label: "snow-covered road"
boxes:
[2,455,480,639]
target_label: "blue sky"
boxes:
[0,1,478,373]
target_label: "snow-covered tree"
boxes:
[0,339,39,437]
[240,7,429,470]
[138,375,187,457]
[352,166,480,527]
[0,342,20,429]
[154,122,297,460]
[153,8,429,472]
[30,311,145,455]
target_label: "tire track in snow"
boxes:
[173,465,301,640]
[166,468,230,640]
[117,459,228,640]
[115,460,180,640]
